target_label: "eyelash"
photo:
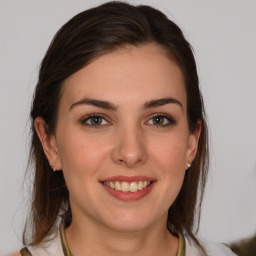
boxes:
[80,113,109,127]
[147,113,176,127]
[80,113,176,128]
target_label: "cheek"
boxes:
[149,133,188,174]
[57,131,110,177]
[146,135,188,213]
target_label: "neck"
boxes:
[65,214,178,256]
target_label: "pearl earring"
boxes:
[187,163,191,168]
[51,164,56,172]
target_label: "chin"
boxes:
[101,209,162,233]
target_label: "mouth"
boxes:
[102,180,152,193]
[100,176,156,201]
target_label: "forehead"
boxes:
[61,44,186,108]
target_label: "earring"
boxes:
[51,164,56,172]
[187,163,191,168]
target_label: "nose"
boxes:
[111,125,148,168]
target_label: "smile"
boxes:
[103,181,152,193]
[100,176,156,201]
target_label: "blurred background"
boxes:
[0,0,255,254]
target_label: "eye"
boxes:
[147,114,176,127]
[81,114,109,127]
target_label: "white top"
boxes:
[185,236,237,256]
[27,234,63,256]
[27,232,237,256]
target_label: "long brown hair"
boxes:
[24,1,209,250]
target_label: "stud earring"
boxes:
[187,163,191,168]
[51,164,56,172]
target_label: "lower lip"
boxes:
[101,182,155,201]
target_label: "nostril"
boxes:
[117,159,124,164]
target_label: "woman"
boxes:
[13,1,236,255]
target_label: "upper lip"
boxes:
[100,175,156,182]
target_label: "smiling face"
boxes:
[35,44,200,233]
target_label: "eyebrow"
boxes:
[69,98,118,111]
[143,98,183,110]
[69,97,183,111]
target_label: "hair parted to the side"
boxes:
[24,0,209,251]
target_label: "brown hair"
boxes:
[24,1,209,251]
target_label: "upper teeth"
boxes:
[103,181,151,192]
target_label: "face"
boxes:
[36,44,200,232]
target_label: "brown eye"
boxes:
[81,114,109,127]
[152,116,165,125]
[147,114,176,127]
[89,116,103,125]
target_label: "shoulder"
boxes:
[7,252,20,256]
[27,233,63,255]
[201,240,237,256]
[185,236,237,256]
[15,229,63,256]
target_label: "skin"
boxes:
[34,44,201,256]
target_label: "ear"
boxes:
[185,120,201,168]
[34,117,61,171]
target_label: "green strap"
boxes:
[20,247,32,256]
[60,221,73,256]
[177,232,186,256]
